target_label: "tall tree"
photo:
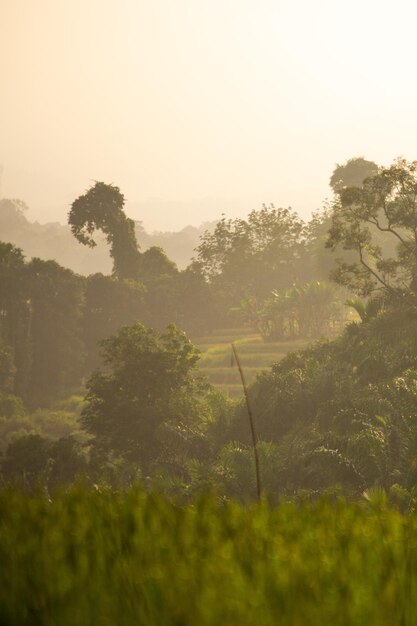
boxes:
[0,242,31,396]
[25,259,85,406]
[327,158,417,297]
[68,182,141,280]
[330,157,378,194]
[82,323,208,472]
[195,204,307,306]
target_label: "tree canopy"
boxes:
[194,204,307,304]
[81,323,209,472]
[330,157,378,194]
[68,182,141,280]
[327,158,417,296]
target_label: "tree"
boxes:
[81,323,208,472]
[237,281,342,341]
[174,264,219,335]
[330,157,378,194]
[1,434,87,490]
[0,243,27,347]
[0,244,87,405]
[0,242,31,396]
[25,259,85,406]
[295,281,340,338]
[226,304,417,496]
[82,273,145,372]
[68,182,141,280]
[194,205,307,310]
[0,342,15,392]
[327,158,417,297]
[137,248,182,330]
[1,434,50,487]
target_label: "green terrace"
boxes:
[192,328,310,397]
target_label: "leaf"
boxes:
[374,414,387,427]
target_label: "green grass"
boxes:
[1,487,417,625]
[192,328,310,397]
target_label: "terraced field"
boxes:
[192,328,310,397]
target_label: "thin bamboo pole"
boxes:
[231,343,262,502]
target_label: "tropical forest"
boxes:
[2,156,417,623]
[3,2,417,623]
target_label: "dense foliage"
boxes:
[3,156,417,622]
[194,204,307,302]
[228,302,417,498]
[328,158,417,296]
[0,243,85,405]
[82,323,212,473]
[1,487,417,626]
[0,248,213,406]
[2,158,417,503]
[68,182,141,280]
[329,157,378,193]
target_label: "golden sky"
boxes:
[1,0,417,230]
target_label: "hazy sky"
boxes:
[1,0,417,231]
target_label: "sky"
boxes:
[1,0,417,231]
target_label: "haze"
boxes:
[1,0,417,231]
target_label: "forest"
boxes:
[3,156,417,623]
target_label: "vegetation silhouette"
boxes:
[68,181,141,280]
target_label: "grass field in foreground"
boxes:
[192,328,310,397]
[1,487,417,626]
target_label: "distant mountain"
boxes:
[135,221,216,269]
[0,199,216,273]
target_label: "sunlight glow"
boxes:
[1,0,417,228]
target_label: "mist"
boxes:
[2,0,417,230]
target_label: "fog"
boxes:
[2,0,417,231]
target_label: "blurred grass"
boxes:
[1,487,417,625]
[193,328,310,397]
